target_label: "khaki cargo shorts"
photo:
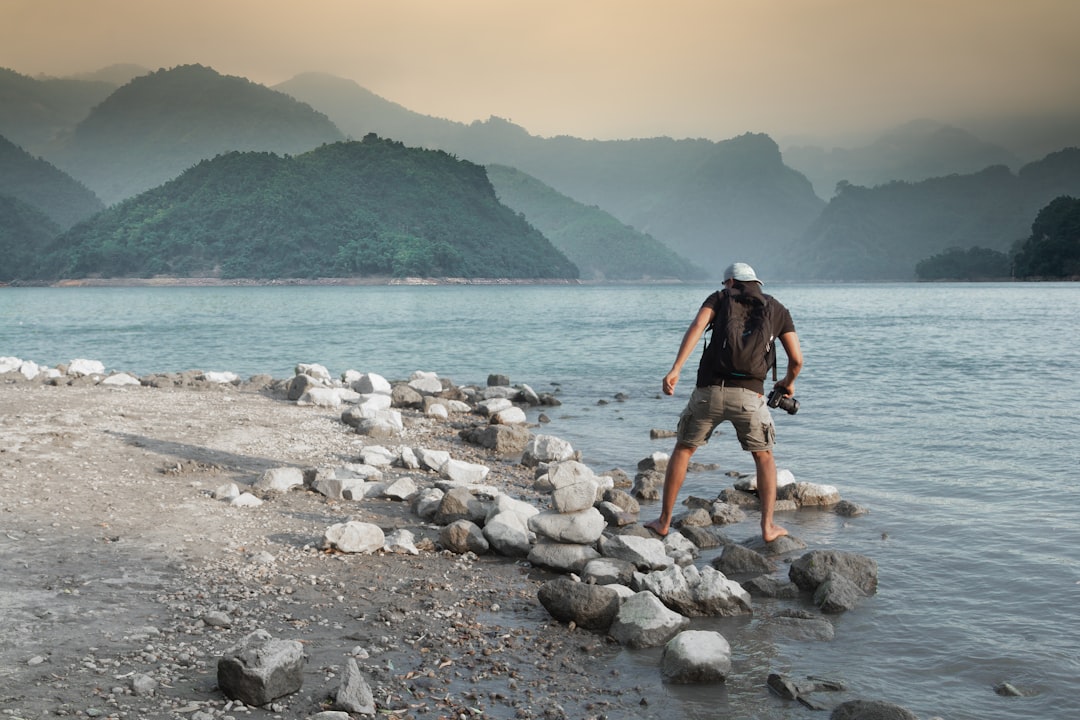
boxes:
[676,384,775,452]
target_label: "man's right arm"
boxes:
[663,305,715,395]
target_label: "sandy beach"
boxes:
[0,371,675,720]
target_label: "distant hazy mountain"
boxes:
[781,148,1080,280]
[50,64,345,205]
[34,136,578,281]
[783,120,1022,198]
[486,164,705,281]
[0,193,61,282]
[66,63,149,86]
[274,72,465,144]
[0,135,103,229]
[274,73,824,278]
[0,67,117,155]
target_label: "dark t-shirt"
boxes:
[694,288,796,393]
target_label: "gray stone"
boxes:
[527,539,600,573]
[829,700,918,720]
[382,476,419,501]
[537,576,620,631]
[287,373,320,401]
[460,424,533,454]
[217,629,305,706]
[677,525,728,549]
[789,550,878,595]
[413,487,445,521]
[483,510,533,557]
[321,521,385,554]
[434,486,487,525]
[407,371,443,395]
[631,469,664,500]
[768,614,835,642]
[711,544,775,577]
[255,467,305,493]
[581,557,637,586]
[598,534,673,571]
[709,501,748,525]
[597,501,638,527]
[528,507,606,544]
[334,657,376,714]
[660,630,731,683]
[351,372,391,395]
[779,481,841,507]
[742,575,801,599]
[441,458,490,484]
[521,434,575,467]
[834,500,870,517]
[603,488,640,514]
[440,520,489,554]
[391,383,424,408]
[609,591,689,649]
[814,571,867,613]
[637,565,752,618]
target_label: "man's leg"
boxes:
[644,441,697,537]
[751,449,788,542]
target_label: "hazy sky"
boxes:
[4,0,1079,143]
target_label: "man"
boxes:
[644,262,803,543]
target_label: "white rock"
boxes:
[442,458,490,484]
[407,371,442,394]
[382,476,419,501]
[351,372,392,395]
[359,445,396,467]
[528,507,606,544]
[67,358,105,377]
[492,407,527,425]
[610,591,690,649]
[0,356,21,374]
[661,630,732,683]
[415,448,451,473]
[296,363,332,383]
[200,371,239,384]
[255,467,305,492]
[18,360,41,380]
[478,398,514,416]
[483,510,533,557]
[383,529,419,555]
[599,534,673,571]
[101,372,141,386]
[426,403,449,419]
[212,483,241,501]
[297,387,342,407]
[522,434,575,466]
[231,493,263,507]
[322,521,385,554]
[487,493,540,521]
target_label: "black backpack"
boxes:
[704,284,777,381]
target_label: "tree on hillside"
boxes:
[1012,195,1080,279]
[914,246,1011,280]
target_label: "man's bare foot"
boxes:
[762,523,789,543]
[644,518,669,538]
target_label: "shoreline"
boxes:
[1,276,695,289]
[0,361,890,719]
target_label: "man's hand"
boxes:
[662,369,680,396]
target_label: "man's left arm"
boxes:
[775,331,803,395]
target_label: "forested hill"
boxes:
[49,64,344,205]
[0,67,118,156]
[0,135,103,229]
[32,136,579,281]
[486,164,705,281]
[0,195,60,283]
[781,148,1080,280]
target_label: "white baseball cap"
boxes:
[723,262,762,285]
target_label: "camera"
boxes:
[767,387,799,415]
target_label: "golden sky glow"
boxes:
[3,0,1079,143]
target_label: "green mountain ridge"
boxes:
[0,134,104,229]
[31,136,579,281]
[0,194,61,282]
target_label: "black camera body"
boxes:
[767,387,799,415]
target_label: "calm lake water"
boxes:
[2,282,1078,719]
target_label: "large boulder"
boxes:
[636,565,752,617]
[521,434,575,467]
[440,520,489,555]
[527,539,600,573]
[321,522,385,554]
[660,630,731,683]
[483,510,533,557]
[537,576,619,631]
[789,550,878,595]
[830,700,918,720]
[598,534,673,571]
[217,630,305,706]
[528,507,606,544]
[609,591,689,648]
